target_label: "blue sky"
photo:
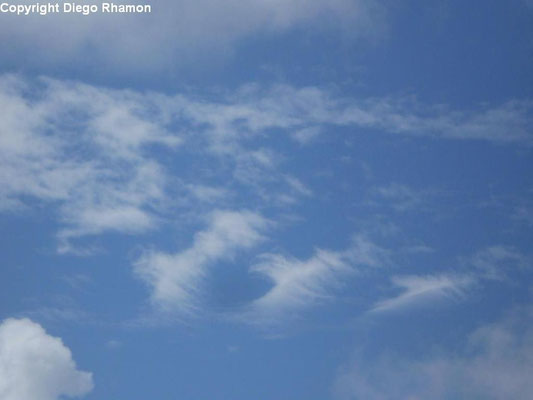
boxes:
[0,1,532,399]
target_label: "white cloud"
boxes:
[106,340,122,350]
[0,0,380,73]
[284,175,312,197]
[170,84,533,145]
[291,126,322,145]
[0,75,181,252]
[249,249,350,320]
[1,75,531,253]
[0,318,93,400]
[134,210,269,316]
[369,183,425,211]
[332,95,533,145]
[335,307,533,400]
[369,248,530,314]
[469,246,529,280]
[371,274,472,313]
[247,235,387,324]
[186,184,230,203]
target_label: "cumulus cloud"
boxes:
[0,318,93,400]
[0,0,381,73]
[370,274,473,313]
[134,210,270,316]
[335,307,533,400]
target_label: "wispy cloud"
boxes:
[0,75,181,253]
[336,307,533,400]
[248,249,351,323]
[185,184,230,203]
[0,0,382,73]
[368,183,428,212]
[170,85,533,145]
[1,75,531,254]
[134,210,270,317]
[371,274,472,313]
[468,245,529,280]
[290,126,322,145]
[245,235,388,324]
[370,246,530,314]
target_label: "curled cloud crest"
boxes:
[370,274,473,313]
[246,235,388,325]
[134,210,270,316]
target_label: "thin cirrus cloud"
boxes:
[248,249,352,323]
[1,74,532,254]
[166,86,533,146]
[367,183,426,212]
[0,318,93,400]
[370,274,473,313]
[0,0,381,73]
[168,85,533,146]
[370,246,530,314]
[134,210,270,316]
[245,235,388,324]
[468,245,529,280]
[0,75,181,253]
[335,307,533,400]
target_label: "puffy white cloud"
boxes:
[0,318,93,400]
[134,210,270,316]
[370,274,472,313]
[335,307,533,400]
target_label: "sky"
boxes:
[0,0,532,399]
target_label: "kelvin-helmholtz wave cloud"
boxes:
[1,2,532,398]
[1,73,531,324]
